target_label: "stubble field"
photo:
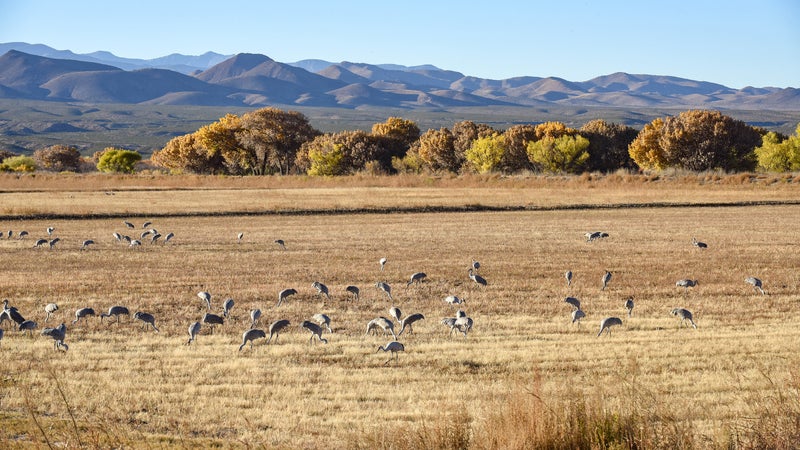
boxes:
[0,172,799,449]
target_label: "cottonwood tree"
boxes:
[195,114,253,175]
[502,125,537,173]
[465,133,506,173]
[629,110,761,171]
[452,121,497,171]
[755,124,800,172]
[298,130,383,175]
[370,117,420,172]
[236,107,320,175]
[417,127,458,172]
[580,119,638,172]
[152,133,223,174]
[33,145,82,172]
[96,148,142,173]
[527,134,590,173]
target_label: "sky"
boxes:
[0,0,798,88]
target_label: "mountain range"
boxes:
[1,42,798,111]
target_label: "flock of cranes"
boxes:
[0,222,771,364]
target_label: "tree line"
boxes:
[2,107,799,174]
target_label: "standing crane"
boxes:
[377,341,405,365]
[300,321,329,344]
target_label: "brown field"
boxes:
[0,173,799,449]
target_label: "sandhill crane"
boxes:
[453,316,474,339]
[0,328,3,345]
[300,321,328,344]
[312,282,330,300]
[278,288,298,306]
[377,341,404,365]
[471,259,481,272]
[47,226,55,236]
[312,313,333,333]
[222,298,235,318]
[676,279,698,291]
[3,300,26,325]
[601,271,612,291]
[624,297,634,317]
[571,309,586,325]
[671,308,697,329]
[72,307,95,325]
[267,319,291,344]
[18,230,28,239]
[445,295,466,306]
[564,297,581,310]
[249,309,262,329]
[141,230,152,239]
[389,306,402,324]
[379,257,387,272]
[597,317,623,337]
[441,317,457,332]
[345,285,360,301]
[745,277,765,295]
[142,221,152,229]
[41,323,67,351]
[80,239,95,250]
[366,317,397,339]
[239,328,267,351]
[565,270,573,287]
[6,230,11,239]
[198,291,212,310]
[34,238,48,248]
[468,269,487,286]
[150,233,161,244]
[398,313,425,336]
[48,238,60,249]
[100,305,130,324]
[407,272,427,287]
[237,232,244,242]
[123,221,134,229]
[18,320,38,336]
[202,313,224,334]
[376,281,393,301]
[274,239,286,250]
[0,310,9,328]
[164,232,174,243]
[129,239,141,248]
[44,303,58,322]
[122,235,131,243]
[186,321,201,345]
[586,231,609,242]
[692,237,708,249]
[133,312,159,332]
[112,232,122,242]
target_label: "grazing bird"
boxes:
[222,298,235,318]
[112,232,122,242]
[100,305,130,324]
[379,257,387,272]
[72,307,96,325]
[239,328,267,351]
[597,317,623,337]
[142,221,152,229]
[366,317,397,340]
[745,277,765,295]
[274,239,286,250]
[692,237,708,249]
[44,303,59,322]
[453,316,474,338]
[141,230,152,239]
[444,295,466,306]
[202,313,224,334]
[398,313,425,336]
[133,312,159,332]
[249,309,262,329]
[186,321,201,345]
[267,319,291,344]
[18,320,38,336]
[47,226,55,236]
[5,230,11,239]
[278,288,298,306]
[41,323,67,351]
[471,259,481,272]
[48,238,60,249]
[300,321,328,344]
[312,313,333,333]
[601,270,612,291]
[345,285,360,301]
[407,272,427,287]
[564,297,581,311]
[571,309,586,325]
[565,270,573,287]
[3,300,26,325]
[80,239,95,250]
[377,341,405,365]
[468,268,487,286]
[123,221,134,229]
[34,238,48,248]
[311,282,330,300]
[164,232,175,243]
[389,306,402,324]
[150,233,161,244]
[376,281,393,301]
[237,232,244,242]
[676,279,698,291]
[671,308,697,329]
[586,231,609,242]
[624,297,634,317]
[18,230,28,239]
[198,291,212,310]
[129,239,141,248]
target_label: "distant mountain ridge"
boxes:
[0,42,798,111]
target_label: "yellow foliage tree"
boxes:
[527,135,590,173]
[464,134,506,173]
[755,123,800,172]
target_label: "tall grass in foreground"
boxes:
[355,363,800,450]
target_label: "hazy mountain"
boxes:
[0,43,798,111]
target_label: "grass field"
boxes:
[0,173,799,449]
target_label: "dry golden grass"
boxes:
[0,174,799,448]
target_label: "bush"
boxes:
[97,148,142,174]
[1,155,37,172]
[33,145,82,172]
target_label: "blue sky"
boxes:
[1,0,797,88]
